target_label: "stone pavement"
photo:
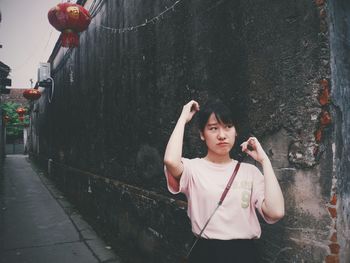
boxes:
[0,155,121,263]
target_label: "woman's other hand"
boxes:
[240,137,269,164]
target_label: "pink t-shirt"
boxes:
[165,158,277,240]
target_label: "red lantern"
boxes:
[48,3,91,47]
[16,107,26,116]
[23,89,41,101]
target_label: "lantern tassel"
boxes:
[61,29,79,47]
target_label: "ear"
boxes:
[200,131,205,141]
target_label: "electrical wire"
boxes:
[9,29,54,73]
[51,47,73,75]
[88,0,100,16]
[51,0,226,75]
[98,0,183,33]
[88,0,98,14]
[42,30,54,54]
[47,76,55,103]
[90,0,105,18]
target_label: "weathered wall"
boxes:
[329,1,350,262]
[0,109,5,165]
[29,0,340,262]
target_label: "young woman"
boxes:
[164,99,284,263]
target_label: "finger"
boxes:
[248,137,258,148]
[240,142,248,152]
[186,100,195,107]
[242,147,254,157]
[186,100,197,111]
[245,150,255,158]
[191,101,200,112]
[187,100,198,105]
[242,139,255,152]
[250,137,261,144]
[248,137,255,144]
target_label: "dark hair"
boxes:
[198,99,237,132]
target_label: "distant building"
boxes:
[0,61,12,163]
[2,88,28,105]
[0,61,10,77]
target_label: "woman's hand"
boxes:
[180,100,200,123]
[240,137,269,164]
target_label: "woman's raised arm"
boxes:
[164,100,199,179]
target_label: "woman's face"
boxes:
[200,113,237,156]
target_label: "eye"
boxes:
[225,124,233,129]
[209,127,217,131]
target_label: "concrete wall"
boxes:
[29,0,343,262]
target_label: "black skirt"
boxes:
[188,238,259,263]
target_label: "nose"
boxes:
[217,128,226,140]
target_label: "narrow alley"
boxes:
[1,0,350,262]
[0,155,119,263]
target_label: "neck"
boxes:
[204,152,232,164]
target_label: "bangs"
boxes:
[214,112,234,126]
[198,99,237,131]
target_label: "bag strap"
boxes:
[218,162,241,205]
[186,162,241,258]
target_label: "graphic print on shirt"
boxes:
[233,180,253,208]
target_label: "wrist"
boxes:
[260,157,271,165]
[178,115,188,125]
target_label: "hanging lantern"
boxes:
[16,107,26,116]
[48,3,91,47]
[23,89,41,101]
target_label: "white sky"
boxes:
[0,0,61,89]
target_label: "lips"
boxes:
[217,142,229,146]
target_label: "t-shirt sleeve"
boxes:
[252,166,279,224]
[164,158,192,195]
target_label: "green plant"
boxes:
[1,102,29,139]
